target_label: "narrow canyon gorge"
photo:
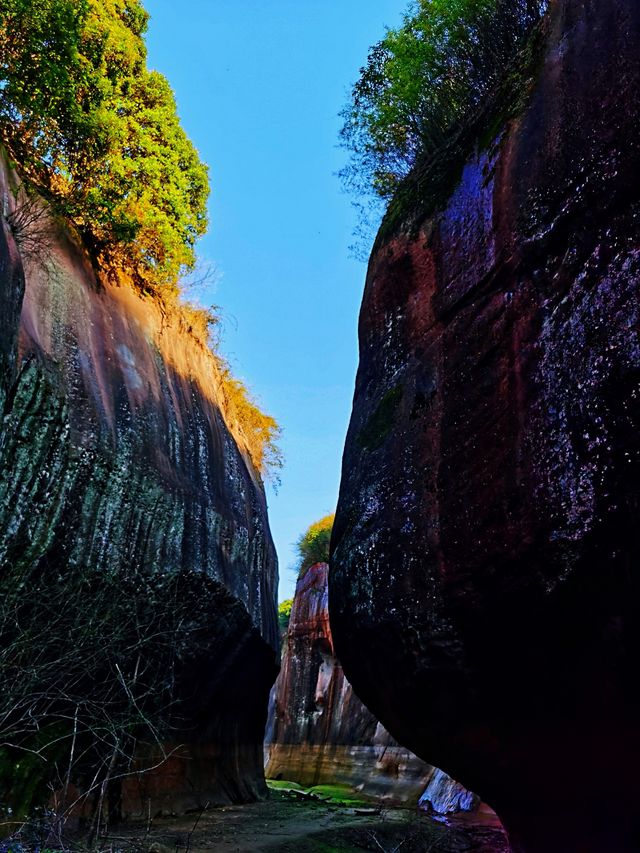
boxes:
[265,560,479,814]
[0,0,638,850]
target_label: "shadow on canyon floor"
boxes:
[104,790,507,853]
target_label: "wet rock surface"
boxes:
[331,1,640,850]
[0,155,279,814]
[266,563,477,812]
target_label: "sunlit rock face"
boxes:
[0,156,279,815]
[331,1,640,850]
[265,562,477,809]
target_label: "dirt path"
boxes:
[106,792,508,853]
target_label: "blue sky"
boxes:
[143,1,405,601]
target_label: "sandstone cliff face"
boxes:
[265,563,477,811]
[331,1,640,851]
[0,156,279,814]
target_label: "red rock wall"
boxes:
[331,1,640,851]
[265,563,477,809]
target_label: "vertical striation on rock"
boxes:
[0,153,279,816]
[265,562,477,809]
[331,1,640,850]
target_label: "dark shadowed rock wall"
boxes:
[0,155,279,815]
[331,1,640,851]
[265,562,478,811]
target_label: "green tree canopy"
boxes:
[340,0,546,203]
[278,598,293,633]
[0,0,209,289]
[295,514,334,579]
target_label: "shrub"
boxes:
[158,294,282,480]
[340,0,547,203]
[0,561,236,838]
[215,362,283,481]
[295,514,334,579]
[278,598,293,633]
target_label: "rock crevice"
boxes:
[266,562,477,811]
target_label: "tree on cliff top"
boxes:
[295,514,334,579]
[0,1,281,480]
[0,0,209,290]
[340,0,546,203]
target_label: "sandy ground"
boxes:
[104,792,509,853]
